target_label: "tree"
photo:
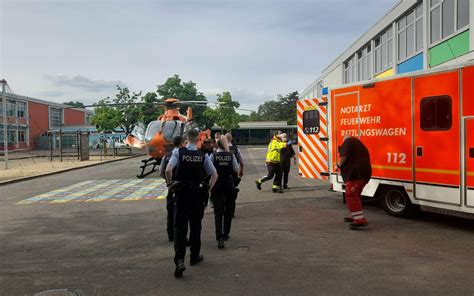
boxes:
[63,101,85,108]
[157,75,209,127]
[279,91,299,125]
[91,86,142,134]
[204,91,240,132]
[239,114,251,122]
[256,99,285,121]
[140,92,162,125]
[91,98,120,132]
[251,91,299,125]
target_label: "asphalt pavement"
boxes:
[1,147,474,295]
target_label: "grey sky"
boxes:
[1,0,396,111]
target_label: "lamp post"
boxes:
[1,79,8,170]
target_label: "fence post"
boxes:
[113,138,116,158]
[59,129,63,162]
[77,130,80,160]
[49,132,53,161]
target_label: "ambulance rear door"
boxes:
[297,98,329,179]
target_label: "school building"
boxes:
[301,0,473,99]
[0,93,93,150]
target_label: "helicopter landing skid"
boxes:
[137,157,161,178]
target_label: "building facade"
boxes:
[0,93,93,150]
[301,0,473,99]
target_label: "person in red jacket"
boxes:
[335,135,372,230]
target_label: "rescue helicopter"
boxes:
[86,97,251,178]
[124,98,211,178]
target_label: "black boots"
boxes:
[175,255,204,277]
[190,255,204,266]
[218,239,225,249]
[174,260,185,278]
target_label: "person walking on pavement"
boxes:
[160,136,185,242]
[225,133,243,217]
[255,132,293,193]
[335,135,372,230]
[165,129,218,278]
[211,136,240,249]
[280,133,296,190]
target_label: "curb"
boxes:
[0,154,146,186]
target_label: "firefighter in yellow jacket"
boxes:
[255,133,293,193]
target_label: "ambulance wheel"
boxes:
[381,187,417,218]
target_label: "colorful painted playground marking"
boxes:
[16,179,168,205]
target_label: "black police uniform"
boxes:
[228,144,241,217]
[173,148,208,265]
[211,151,236,241]
[229,145,242,188]
[161,151,176,241]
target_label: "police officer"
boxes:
[165,129,218,278]
[225,133,243,216]
[212,136,240,249]
[159,136,184,242]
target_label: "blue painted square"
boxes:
[397,53,424,74]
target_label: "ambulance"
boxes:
[297,62,474,218]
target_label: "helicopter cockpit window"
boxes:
[161,121,183,142]
[145,121,162,141]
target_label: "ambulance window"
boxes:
[420,96,452,131]
[302,110,320,134]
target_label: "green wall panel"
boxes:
[429,30,470,67]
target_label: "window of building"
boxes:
[17,102,26,118]
[430,0,470,45]
[357,45,372,81]
[7,100,16,117]
[85,113,92,125]
[343,56,356,84]
[420,96,452,130]
[50,107,63,127]
[398,4,423,62]
[18,130,26,142]
[374,27,393,74]
[7,130,16,143]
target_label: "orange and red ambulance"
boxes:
[297,62,474,218]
